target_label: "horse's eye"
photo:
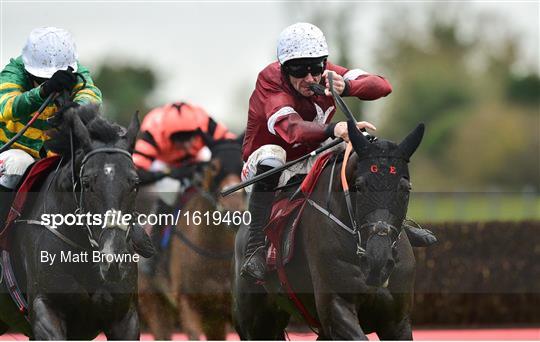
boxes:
[81,178,91,190]
[355,176,367,192]
[399,178,411,191]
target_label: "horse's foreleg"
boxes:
[315,293,368,340]
[376,316,413,340]
[138,274,174,339]
[103,304,140,340]
[202,314,226,340]
[178,294,204,340]
[30,295,66,340]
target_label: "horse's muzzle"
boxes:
[97,228,132,282]
[363,256,395,287]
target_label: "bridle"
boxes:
[70,131,135,248]
[172,142,243,259]
[357,220,402,254]
[73,144,133,212]
[17,132,136,252]
[307,151,405,257]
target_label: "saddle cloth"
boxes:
[0,156,61,250]
[265,151,335,270]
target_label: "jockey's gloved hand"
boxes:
[41,68,77,97]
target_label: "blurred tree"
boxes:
[374,6,539,190]
[506,74,540,107]
[93,63,158,126]
[376,14,474,157]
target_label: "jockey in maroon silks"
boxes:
[240,22,436,282]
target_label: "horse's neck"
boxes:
[52,165,79,213]
[311,155,353,221]
[187,194,234,243]
[37,166,83,233]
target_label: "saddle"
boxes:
[264,151,335,270]
[261,151,336,328]
[0,156,61,250]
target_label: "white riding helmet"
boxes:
[277,23,329,65]
[22,27,78,78]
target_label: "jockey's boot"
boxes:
[129,223,156,258]
[402,219,437,247]
[241,164,281,282]
[0,185,15,232]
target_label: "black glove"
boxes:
[40,68,77,97]
[137,169,167,186]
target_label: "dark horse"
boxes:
[233,122,424,340]
[172,136,245,340]
[139,135,245,340]
[0,104,141,339]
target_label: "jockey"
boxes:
[0,27,153,257]
[133,102,235,275]
[241,23,436,282]
[0,27,102,229]
[133,101,236,184]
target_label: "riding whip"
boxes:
[0,67,87,154]
[220,137,344,197]
[0,92,56,154]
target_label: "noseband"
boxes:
[358,220,402,254]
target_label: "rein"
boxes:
[172,184,235,260]
[17,138,135,252]
[173,227,233,260]
[173,145,242,260]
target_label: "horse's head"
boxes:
[347,121,424,287]
[48,104,140,282]
[202,133,246,214]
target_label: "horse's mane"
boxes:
[45,104,124,158]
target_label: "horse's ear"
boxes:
[398,123,425,161]
[348,120,369,153]
[200,130,216,148]
[124,111,140,153]
[71,112,92,152]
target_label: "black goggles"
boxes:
[284,60,326,78]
